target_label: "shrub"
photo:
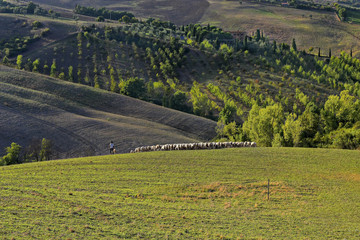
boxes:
[32,20,43,29]
[1,142,22,165]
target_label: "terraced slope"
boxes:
[0,65,217,158]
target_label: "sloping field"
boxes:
[0,148,359,238]
[200,0,360,57]
[0,65,217,158]
[25,0,210,25]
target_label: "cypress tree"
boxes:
[2,56,9,65]
[16,55,23,69]
[255,29,260,42]
[350,48,353,57]
[50,59,57,77]
[68,66,74,82]
[243,36,248,50]
[273,40,277,53]
[318,48,321,57]
[291,38,297,51]
[329,48,331,58]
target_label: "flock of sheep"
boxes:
[130,141,257,153]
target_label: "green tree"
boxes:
[243,103,285,147]
[16,55,23,69]
[283,113,299,147]
[295,102,320,147]
[321,90,360,133]
[255,29,260,42]
[94,74,100,88]
[39,138,52,161]
[96,16,105,22]
[273,40,277,53]
[216,121,243,142]
[68,66,74,82]
[43,64,49,74]
[24,138,41,162]
[2,56,9,65]
[291,38,297,52]
[32,58,40,72]
[110,67,119,92]
[50,59,57,77]
[121,15,130,23]
[1,142,22,165]
[119,77,146,98]
[219,100,237,124]
[189,81,214,117]
[169,90,190,112]
[27,1,37,14]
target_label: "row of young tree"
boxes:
[74,5,137,23]
[0,0,58,17]
[0,138,53,166]
[2,7,360,149]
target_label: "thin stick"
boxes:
[267,179,270,201]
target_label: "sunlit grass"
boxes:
[1,148,359,239]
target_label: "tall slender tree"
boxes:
[291,38,297,52]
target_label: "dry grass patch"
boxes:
[162,181,298,203]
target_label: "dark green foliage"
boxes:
[27,2,36,14]
[96,16,105,22]
[0,36,39,57]
[255,29,261,42]
[291,38,297,51]
[1,142,22,165]
[74,5,136,22]
[39,138,52,161]
[168,90,190,112]
[16,55,22,69]
[119,77,146,98]
[0,0,53,16]
[3,16,360,150]
[32,21,43,29]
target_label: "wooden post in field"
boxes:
[267,179,270,201]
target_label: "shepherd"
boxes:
[109,141,115,154]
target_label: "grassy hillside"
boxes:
[16,0,209,25]
[0,65,217,158]
[10,0,359,56]
[200,0,360,57]
[0,148,359,239]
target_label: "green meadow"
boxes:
[1,148,359,239]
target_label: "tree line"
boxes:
[0,138,53,166]
[0,0,59,17]
[74,5,137,23]
[2,9,360,150]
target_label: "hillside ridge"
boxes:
[0,65,217,158]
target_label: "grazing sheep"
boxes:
[130,141,257,153]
